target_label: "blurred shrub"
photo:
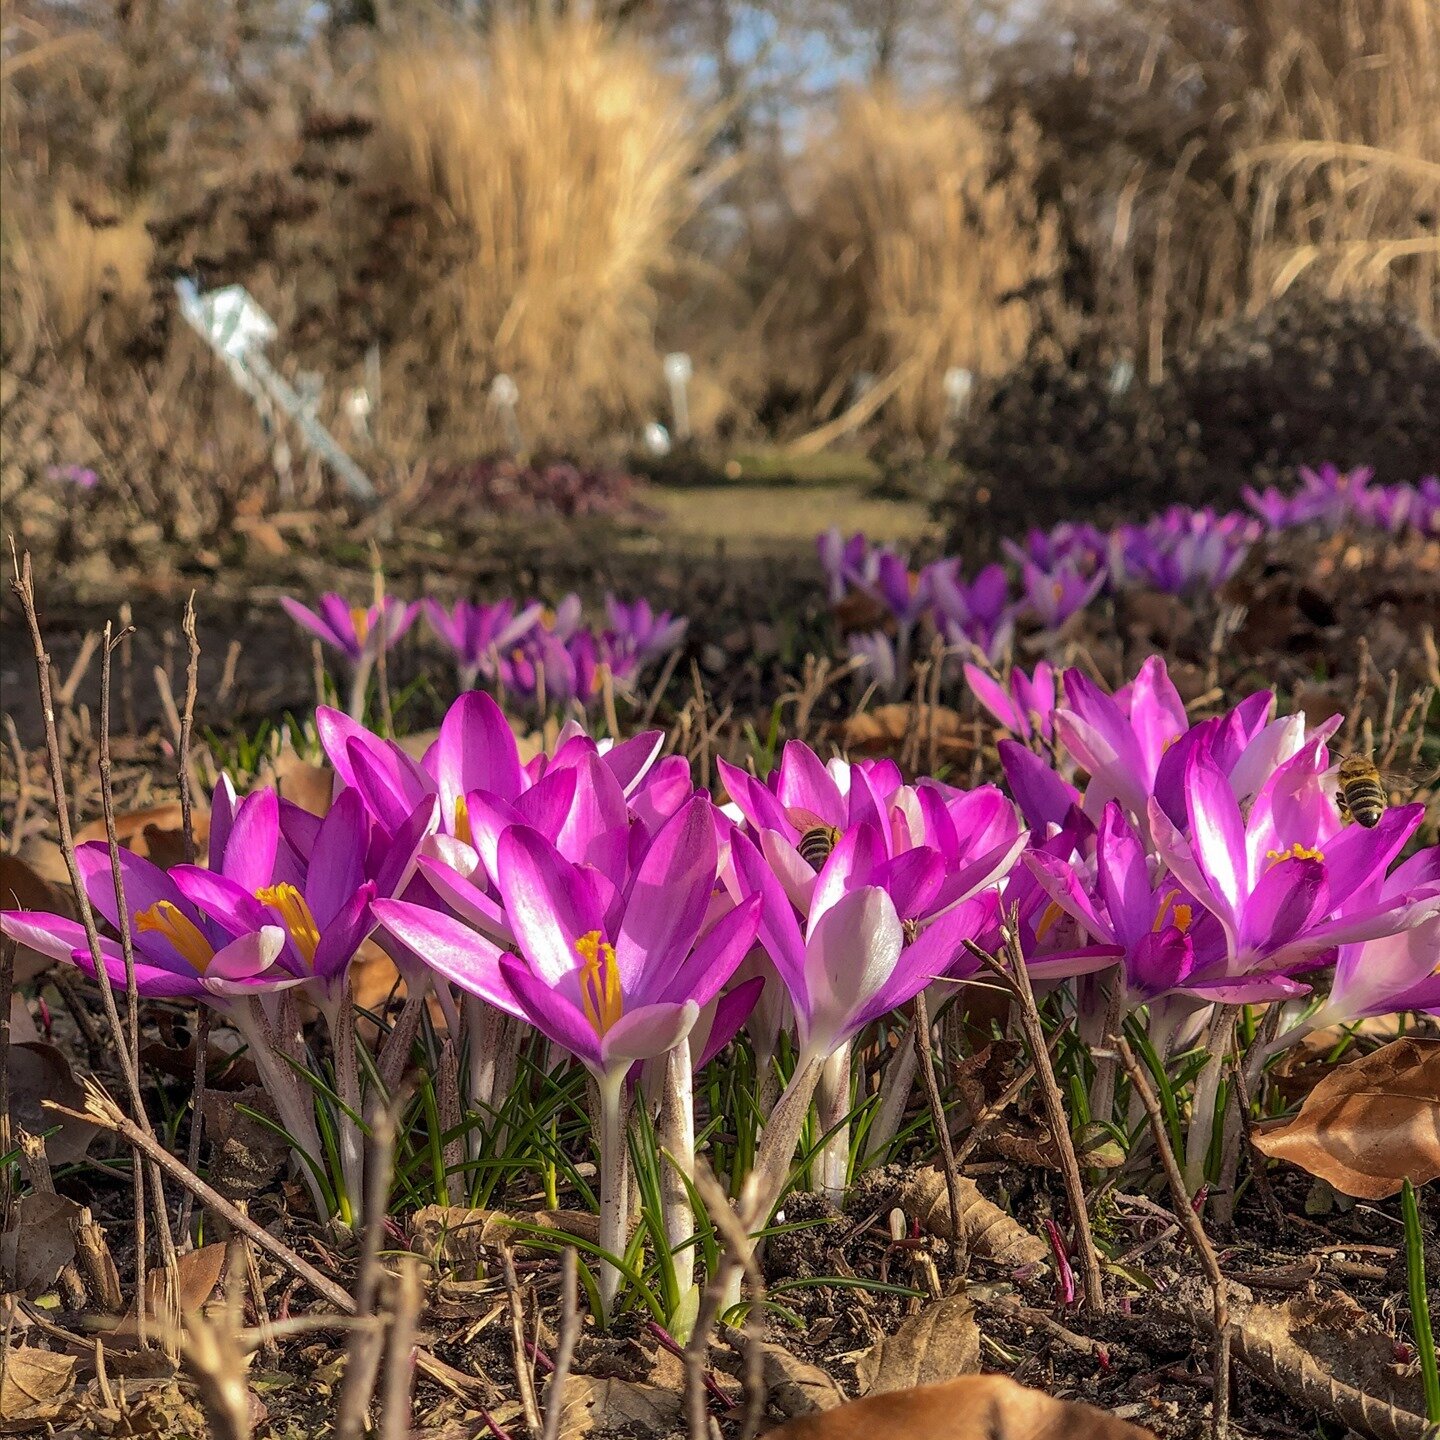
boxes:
[763,88,1066,444]
[994,0,1440,371]
[947,290,1440,545]
[371,17,712,448]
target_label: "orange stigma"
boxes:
[576,930,623,1035]
[135,900,214,972]
[256,884,321,967]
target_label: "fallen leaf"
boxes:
[0,854,74,982]
[902,1167,1050,1269]
[0,1346,77,1428]
[0,1191,83,1296]
[761,1374,1157,1439]
[1252,1037,1440,1198]
[760,1342,848,1417]
[75,802,208,866]
[547,1375,682,1438]
[6,1042,98,1165]
[412,1205,602,1270]
[108,1243,231,1346]
[261,748,335,817]
[842,705,975,762]
[855,1294,980,1396]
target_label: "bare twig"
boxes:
[540,1249,580,1440]
[911,989,965,1276]
[379,1257,423,1440]
[1115,1036,1230,1439]
[178,1006,211,1242]
[966,928,1105,1314]
[337,1104,400,1440]
[179,597,201,865]
[3,715,31,851]
[500,1244,542,1439]
[0,938,14,1232]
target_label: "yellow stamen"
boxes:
[1173,903,1193,934]
[576,929,623,1035]
[350,606,370,645]
[1153,889,1195,935]
[1051,580,1065,603]
[1035,900,1064,942]
[540,607,557,630]
[454,794,473,847]
[1265,842,1324,869]
[135,900,215,972]
[256,884,321,967]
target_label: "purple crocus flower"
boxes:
[425,598,544,690]
[281,594,418,668]
[1,850,286,1001]
[1020,558,1106,630]
[963,661,1057,743]
[375,796,759,1318]
[929,560,1016,662]
[603,594,688,670]
[1147,741,1439,977]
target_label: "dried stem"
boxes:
[500,1244,542,1439]
[911,989,965,1275]
[1115,1036,1230,1440]
[967,929,1105,1314]
[540,1249,580,1440]
[379,1257,423,1440]
[336,1104,400,1440]
[179,597,201,865]
[0,938,14,1233]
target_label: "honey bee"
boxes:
[1335,754,1389,828]
[794,816,843,872]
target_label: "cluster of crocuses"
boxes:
[282,592,686,720]
[822,465,1440,688]
[5,659,1437,1319]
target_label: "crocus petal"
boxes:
[305,788,370,929]
[615,797,717,996]
[312,882,377,980]
[280,597,346,656]
[221,789,280,893]
[1096,803,1153,947]
[695,976,765,1070]
[1,910,107,968]
[601,731,665,796]
[776,741,845,827]
[999,741,1080,833]
[498,952,601,1071]
[964,662,1025,733]
[655,893,761,1012]
[1182,747,1249,914]
[433,692,525,825]
[802,885,902,1053]
[1239,858,1327,955]
[373,898,517,1012]
[207,926,287,980]
[497,826,606,987]
[601,1000,699,1070]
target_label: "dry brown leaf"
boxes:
[6,1042,98,1166]
[0,1191,83,1297]
[902,1167,1050,1269]
[761,1374,1157,1439]
[760,1342,849,1417]
[412,1205,602,1270]
[842,705,975,761]
[547,1375,682,1439]
[261,749,335,818]
[0,854,74,982]
[855,1294,980,1396]
[74,801,208,867]
[1252,1037,1440,1198]
[0,1346,78,1429]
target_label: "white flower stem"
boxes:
[1184,1004,1238,1192]
[864,1016,918,1160]
[596,1069,632,1326]
[659,1036,696,1296]
[814,1042,852,1203]
[346,657,373,722]
[232,998,331,1219]
[321,984,366,1226]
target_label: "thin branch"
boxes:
[500,1244,542,1439]
[966,928,1105,1314]
[1115,1036,1230,1440]
[911,989,965,1276]
[540,1249,580,1440]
